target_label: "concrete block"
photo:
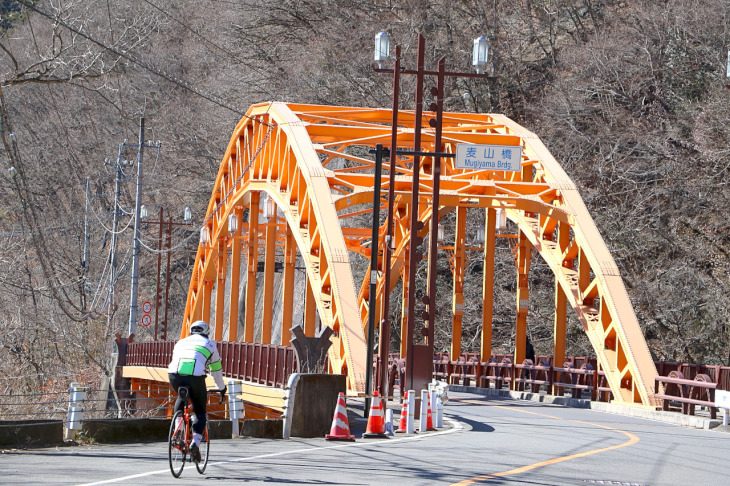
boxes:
[241,419,283,438]
[81,418,232,442]
[0,420,64,448]
[82,418,169,442]
[285,374,346,438]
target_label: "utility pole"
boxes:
[127,118,162,338]
[82,177,90,309]
[128,118,145,338]
[108,144,126,333]
[83,177,90,280]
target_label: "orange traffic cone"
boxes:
[395,390,408,433]
[363,391,388,438]
[325,392,355,441]
[426,390,436,431]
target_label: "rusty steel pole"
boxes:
[154,207,164,340]
[425,57,446,350]
[162,216,173,341]
[404,33,426,392]
[365,144,384,415]
[379,45,401,399]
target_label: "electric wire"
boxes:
[17,0,275,128]
[141,0,276,93]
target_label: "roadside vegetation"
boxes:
[1,1,729,399]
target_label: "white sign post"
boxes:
[715,389,730,426]
[455,143,522,172]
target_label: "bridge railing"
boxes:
[125,341,730,420]
[655,371,718,419]
[126,340,297,388]
[403,353,730,419]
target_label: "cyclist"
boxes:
[168,320,226,462]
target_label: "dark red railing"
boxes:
[125,340,297,388]
[402,353,730,420]
[128,340,730,420]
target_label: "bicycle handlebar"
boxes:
[207,387,227,404]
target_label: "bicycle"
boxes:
[168,386,225,478]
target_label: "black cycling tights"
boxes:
[168,373,208,435]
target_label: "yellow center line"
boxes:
[449,399,640,485]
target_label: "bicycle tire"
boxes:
[195,422,210,474]
[168,411,186,478]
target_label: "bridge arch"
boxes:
[182,102,658,406]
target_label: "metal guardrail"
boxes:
[423,354,730,419]
[125,340,297,388]
[655,371,718,419]
[125,341,730,421]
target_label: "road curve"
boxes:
[3,391,729,485]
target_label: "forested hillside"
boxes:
[1,0,729,394]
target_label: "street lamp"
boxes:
[228,213,238,235]
[473,37,489,74]
[374,31,391,69]
[138,205,194,340]
[262,194,276,220]
[476,225,485,246]
[373,31,490,401]
[200,226,210,246]
[140,204,148,220]
[496,208,507,233]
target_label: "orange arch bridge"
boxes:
[182,102,658,407]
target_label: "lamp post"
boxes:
[364,144,384,416]
[140,206,193,340]
[373,32,489,397]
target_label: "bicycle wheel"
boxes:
[195,422,210,474]
[168,411,187,478]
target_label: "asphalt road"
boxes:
[3,391,729,485]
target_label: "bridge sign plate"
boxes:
[455,143,522,172]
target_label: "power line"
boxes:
[141,0,276,87]
[18,0,253,119]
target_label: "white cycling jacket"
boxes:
[167,334,226,390]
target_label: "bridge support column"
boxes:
[554,221,570,367]
[305,278,316,337]
[450,207,466,360]
[262,210,278,344]
[244,192,260,342]
[202,279,212,325]
[214,240,227,341]
[281,225,296,346]
[400,252,410,358]
[228,206,243,341]
[481,208,496,362]
[515,230,531,366]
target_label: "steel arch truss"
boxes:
[182,102,657,406]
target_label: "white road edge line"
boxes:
[76,418,463,485]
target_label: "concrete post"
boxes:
[228,380,244,437]
[429,383,443,428]
[435,388,444,428]
[385,408,394,436]
[419,389,429,432]
[65,382,87,440]
[406,389,416,434]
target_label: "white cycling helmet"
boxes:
[189,320,210,337]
